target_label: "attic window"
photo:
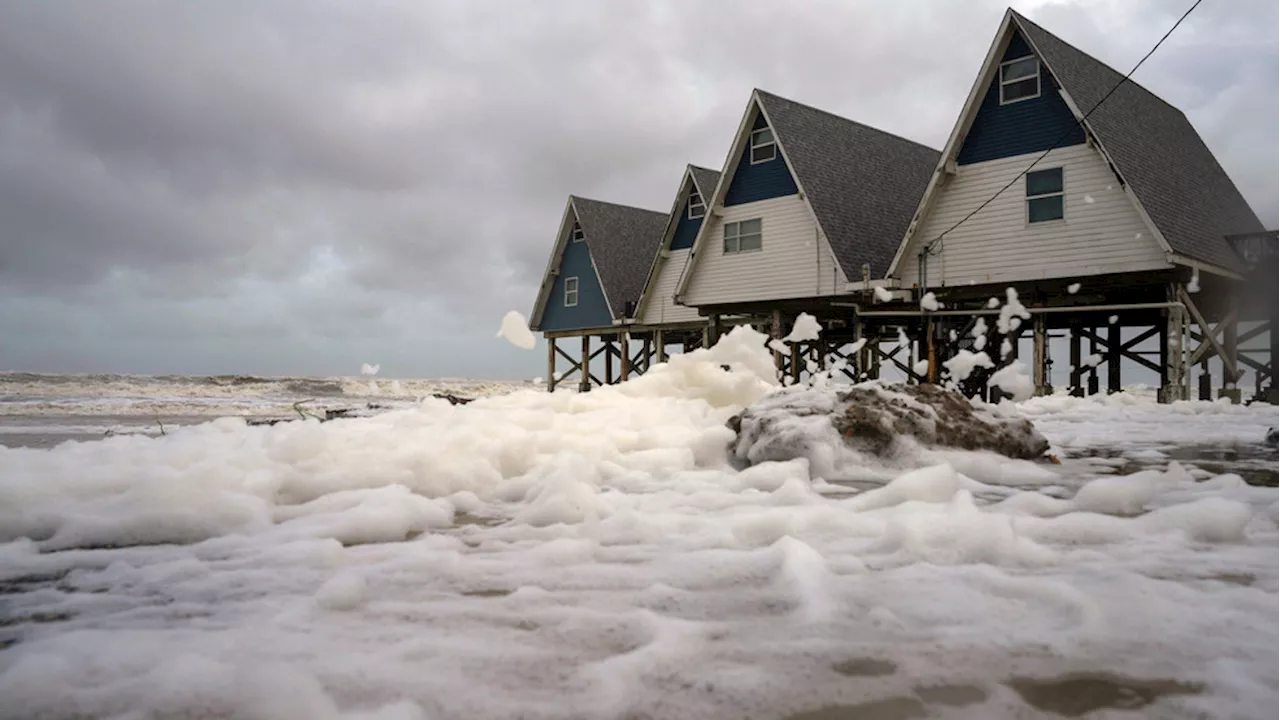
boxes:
[1026,167,1064,223]
[1000,55,1040,104]
[563,276,579,307]
[687,191,706,220]
[571,224,585,243]
[750,127,776,164]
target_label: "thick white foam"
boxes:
[0,326,1275,719]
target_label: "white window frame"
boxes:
[1025,167,1065,225]
[723,218,763,254]
[999,55,1041,105]
[750,127,776,164]
[687,191,705,220]
[563,276,579,307]
[571,224,585,243]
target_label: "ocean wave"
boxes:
[0,372,533,416]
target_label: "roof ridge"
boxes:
[753,88,940,154]
[1008,8,1185,117]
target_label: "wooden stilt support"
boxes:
[580,335,591,392]
[852,317,865,379]
[770,310,783,371]
[620,332,631,381]
[1107,322,1121,393]
[909,326,919,384]
[655,330,667,364]
[1064,322,1075,394]
[1087,326,1099,396]
[1160,286,1189,403]
[926,315,937,384]
[547,337,557,392]
[1033,314,1047,396]
[790,342,801,385]
[604,336,614,385]
[1220,318,1240,403]
[1269,310,1278,404]
[708,314,722,348]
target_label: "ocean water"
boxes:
[1,332,1276,718]
[0,372,533,447]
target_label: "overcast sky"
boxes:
[1,0,1275,379]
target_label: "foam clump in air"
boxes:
[783,313,822,343]
[873,286,893,302]
[361,363,380,376]
[497,310,537,350]
[988,361,1035,402]
[920,292,942,311]
[943,349,993,383]
[996,288,1030,334]
[1067,282,1081,294]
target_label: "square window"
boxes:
[750,127,776,164]
[571,224,584,243]
[564,276,579,307]
[688,192,705,220]
[1025,167,1062,196]
[1026,167,1064,224]
[1028,196,1064,223]
[1000,55,1040,104]
[723,218,763,254]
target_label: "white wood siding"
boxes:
[895,144,1169,287]
[640,249,701,325]
[684,194,847,306]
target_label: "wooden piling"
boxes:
[1107,322,1121,393]
[620,332,631,381]
[547,337,557,392]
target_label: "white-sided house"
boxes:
[635,164,720,328]
[674,90,940,313]
[888,9,1266,290]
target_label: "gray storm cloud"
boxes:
[1,0,1275,377]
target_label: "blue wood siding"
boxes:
[539,228,613,332]
[956,29,1086,166]
[670,194,704,250]
[724,107,799,206]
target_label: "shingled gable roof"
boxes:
[753,90,941,279]
[689,165,720,201]
[569,195,668,320]
[1011,11,1264,271]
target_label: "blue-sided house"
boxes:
[881,9,1271,402]
[529,195,667,391]
[633,164,721,356]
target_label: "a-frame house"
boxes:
[529,195,667,390]
[632,164,721,355]
[674,89,940,320]
[880,8,1271,402]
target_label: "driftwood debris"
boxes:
[243,395,474,427]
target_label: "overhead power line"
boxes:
[923,0,1206,256]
